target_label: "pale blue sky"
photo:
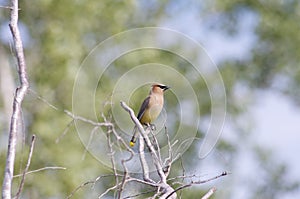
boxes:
[160,4,300,198]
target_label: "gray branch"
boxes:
[67,102,227,198]
[2,0,29,198]
[14,135,36,199]
[201,187,217,199]
[120,101,177,198]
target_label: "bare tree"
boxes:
[66,102,228,199]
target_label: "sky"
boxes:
[252,91,300,182]
[160,4,300,198]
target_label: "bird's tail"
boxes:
[130,126,138,147]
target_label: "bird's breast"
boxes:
[140,94,163,124]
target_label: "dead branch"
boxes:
[120,101,177,199]
[201,187,216,199]
[64,110,113,127]
[13,167,66,178]
[138,135,153,182]
[66,174,119,199]
[165,171,228,199]
[56,119,75,144]
[2,0,29,198]
[67,101,227,198]
[14,135,36,199]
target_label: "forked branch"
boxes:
[67,102,227,198]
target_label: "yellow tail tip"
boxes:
[130,141,135,147]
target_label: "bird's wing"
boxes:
[137,96,150,120]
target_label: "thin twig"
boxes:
[98,184,120,199]
[29,89,113,131]
[66,174,118,199]
[106,127,119,198]
[29,89,59,111]
[123,189,156,199]
[152,187,162,199]
[165,171,228,199]
[56,119,75,143]
[2,0,29,198]
[127,178,158,187]
[0,5,12,9]
[201,187,216,199]
[178,157,185,198]
[81,126,99,160]
[117,162,127,199]
[101,116,119,190]
[163,126,173,176]
[193,171,229,185]
[13,167,66,178]
[64,110,113,127]
[0,5,21,10]
[14,135,36,199]
[167,174,208,182]
[110,126,134,199]
[149,126,162,165]
[111,126,135,155]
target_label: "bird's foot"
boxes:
[150,124,156,131]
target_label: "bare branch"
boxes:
[56,119,75,143]
[2,0,29,198]
[162,126,176,176]
[120,101,177,198]
[165,171,228,199]
[65,101,226,198]
[110,126,135,155]
[192,171,229,185]
[98,184,120,199]
[100,115,118,187]
[119,101,145,138]
[120,101,166,183]
[28,89,59,111]
[201,187,216,199]
[0,5,21,10]
[106,127,119,198]
[66,174,119,199]
[81,126,100,160]
[64,110,113,127]
[178,157,186,198]
[13,167,66,178]
[127,178,158,187]
[14,135,36,199]
[109,126,134,199]
[149,127,163,166]
[138,135,153,183]
[0,5,13,9]
[123,189,156,199]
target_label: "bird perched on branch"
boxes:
[130,83,170,147]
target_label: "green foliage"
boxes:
[214,0,300,97]
[250,147,300,199]
[1,0,299,198]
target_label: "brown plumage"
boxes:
[130,84,170,147]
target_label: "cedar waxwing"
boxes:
[130,83,170,147]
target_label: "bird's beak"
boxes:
[163,86,170,91]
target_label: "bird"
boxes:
[130,83,170,147]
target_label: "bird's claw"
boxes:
[150,124,156,131]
